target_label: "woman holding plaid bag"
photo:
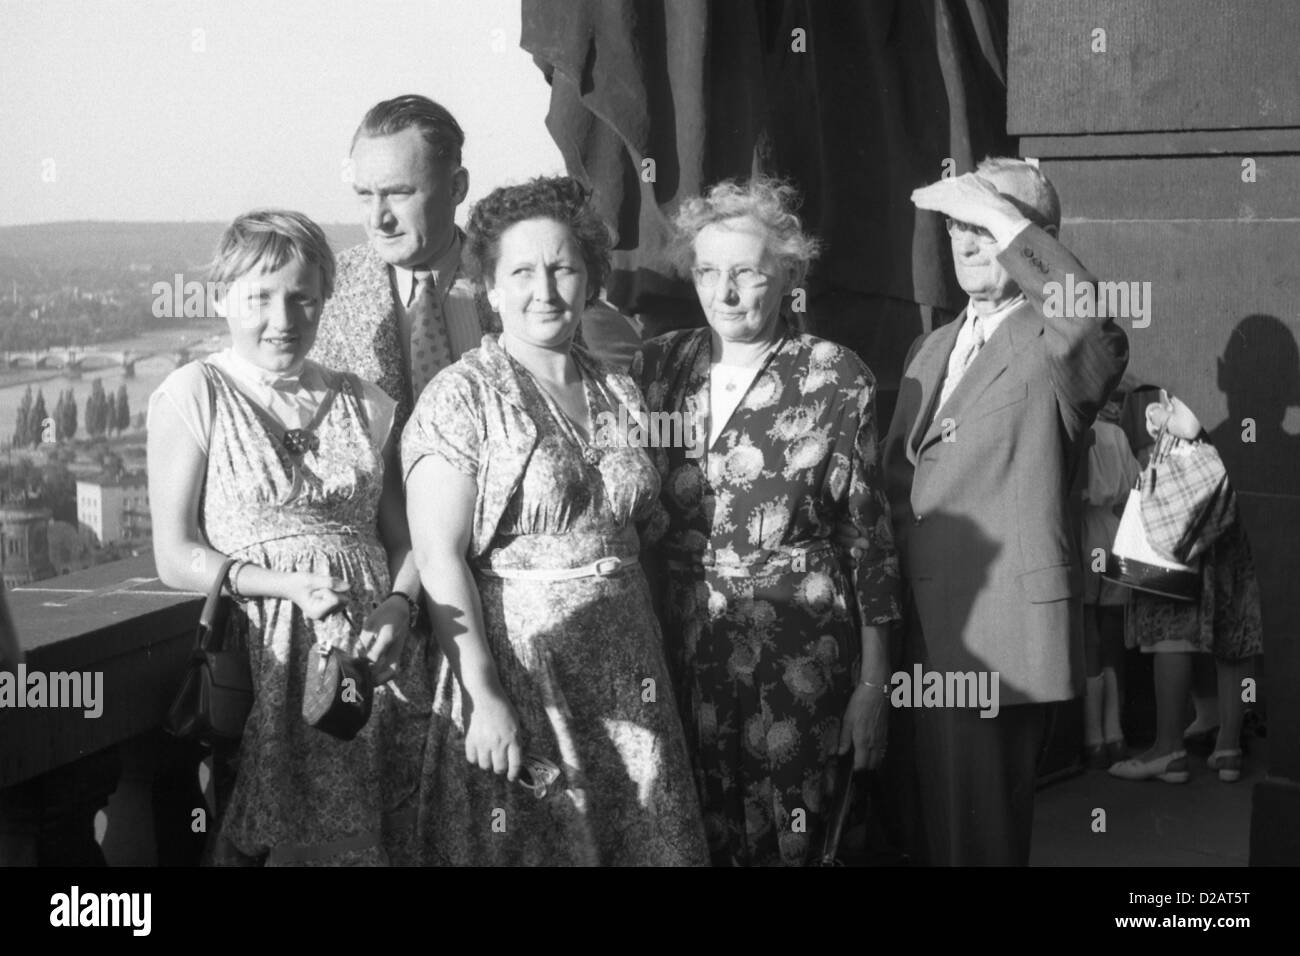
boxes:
[1109,394,1262,784]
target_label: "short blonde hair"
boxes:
[209,209,336,299]
[669,176,822,288]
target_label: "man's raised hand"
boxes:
[911,173,1029,246]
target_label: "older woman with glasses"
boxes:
[632,177,902,866]
[402,176,708,866]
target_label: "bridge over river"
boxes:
[2,339,223,376]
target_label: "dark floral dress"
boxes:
[402,335,708,866]
[632,323,901,866]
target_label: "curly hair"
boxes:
[209,208,335,300]
[465,176,612,304]
[668,176,822,288]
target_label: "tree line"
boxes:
[0,287,149,351]
[11,380,131,447]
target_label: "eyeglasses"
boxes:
[944,218,996,243]
[690,266,772,289]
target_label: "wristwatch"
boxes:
[387,590,420,630]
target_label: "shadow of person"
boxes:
[1209,313,1300,495]
[875,513,1029,865]
[1208,314,1300,779]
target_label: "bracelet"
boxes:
[227,560,249,600]
[387,590,420,630]
[860,676,890,696]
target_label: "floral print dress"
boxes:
[633,323,901,866]
[402,335,708,866]
[195,362,433,866]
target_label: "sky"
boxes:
[0,0,566,226]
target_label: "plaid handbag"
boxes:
[1139,429,1236,565]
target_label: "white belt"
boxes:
[476,555,637,582]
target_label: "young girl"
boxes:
[1080,395,1139,768]
[148,209,432,863]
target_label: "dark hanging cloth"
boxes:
[521,0,1013,427]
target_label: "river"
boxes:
[0,321,223,445]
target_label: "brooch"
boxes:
[282,429,320,456]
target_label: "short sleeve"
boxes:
[354,378,397,454]
[147,361,212,454]
[400,367,483,483]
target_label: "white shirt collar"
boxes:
[217,347,315,392]
[392,231,464,307]
[963,292,1026,342]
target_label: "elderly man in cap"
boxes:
[880,158,1129,865]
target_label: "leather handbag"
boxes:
[164,557,254,746]
[302,608,374,741]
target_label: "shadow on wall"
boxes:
[1210,314,1300,779]
[1210,314,1300,495]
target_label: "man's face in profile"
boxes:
[351,126,463,269]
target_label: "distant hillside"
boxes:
[0,221,371,350]
[0,221,368,283]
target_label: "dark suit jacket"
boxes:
[881,225,1129,705]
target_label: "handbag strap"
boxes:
[1136,417,1171,492]
[1147,417,1172,469]
[200,557,237,636]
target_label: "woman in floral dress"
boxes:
[148,210,431,865]
[632,178,902,866]
[403,177,707,865]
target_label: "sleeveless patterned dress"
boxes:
[198,361,432,866]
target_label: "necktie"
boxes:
[407,270,453,401]
[938,313,985,410]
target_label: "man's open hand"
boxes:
[911,173,1029,245]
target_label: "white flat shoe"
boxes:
[1109,750,1190,783]
[1207,749,1243,783]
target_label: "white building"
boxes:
[77,473,150,546]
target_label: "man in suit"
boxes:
[314,94,642,431]
[880,158,1128,865]
[314,95,492,432]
